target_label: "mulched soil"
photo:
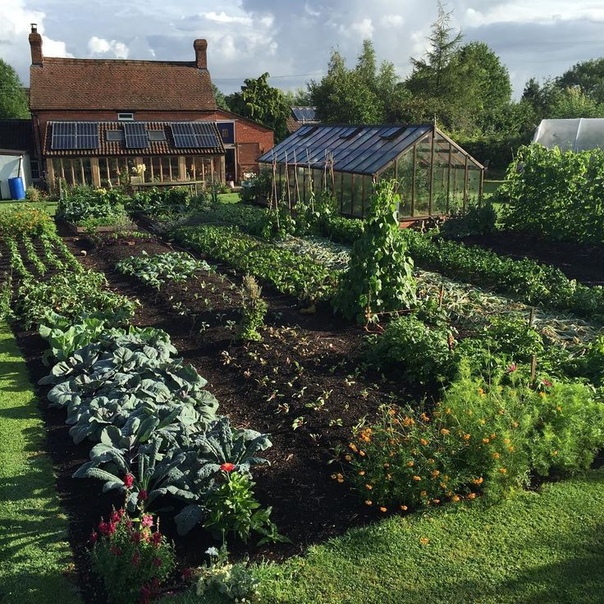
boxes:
[7,224,604,603]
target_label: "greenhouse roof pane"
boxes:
[259,124,434,176]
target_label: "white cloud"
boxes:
[199,11,252,25]
[349,18,375,39]
[381,14,405,27]
[88,36,129,58]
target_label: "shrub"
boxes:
[440,202,498,239]
[363,314,455,390]
[345,365,604,509]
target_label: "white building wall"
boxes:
[0,153,32,199]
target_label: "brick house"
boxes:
[27,25,273,191]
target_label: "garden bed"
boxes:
[5,222,604,603]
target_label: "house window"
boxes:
[148,129,167,141]
[106,130,125,142]
[118,112,134,121]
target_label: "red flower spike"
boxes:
[123,473,135,488]
[220,462,236,472]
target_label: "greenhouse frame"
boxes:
[258,123,485,220]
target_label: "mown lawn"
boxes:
[0,320,81,604]
[167,469,604,604]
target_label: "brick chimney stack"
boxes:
[194,39,208,70]
[29,23,43,66]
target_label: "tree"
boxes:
[225,73,291,141]
[557,58,604,105]
[309,40,400,124]
[0,59,29,119]
[403,3,513,137]
[212,84,229,111]
[406,1,463,100]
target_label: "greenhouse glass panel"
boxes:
[341,172,353,215]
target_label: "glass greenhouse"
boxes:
[533,118,604,152]
[258,124,485,220]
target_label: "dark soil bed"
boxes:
[8,225,604,603]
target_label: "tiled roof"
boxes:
[0,120,35,154]
[30,58,216,111]
[43,121,225,157]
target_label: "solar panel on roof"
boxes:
[51,122,99,150]
[124,122,149,149]
[171,122,221,148]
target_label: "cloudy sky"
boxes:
[1,0,603,99]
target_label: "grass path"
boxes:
[0,320,81,604]
[251,471,604,603]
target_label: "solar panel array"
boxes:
[171,122,221,148]
[124,122,149,149]
[292,107,317,122]
[51,122,99,150]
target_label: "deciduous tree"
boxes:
[0,60,29,119]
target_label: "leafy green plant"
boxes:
[57,185,127,225]
[363,314,455,390]
[440,201,498,239]
[15,270,136,329]
[39,310,108,363]
[90,507,176,604]
[116,251,211,290]
[203,466,283,545]
[333,180,416,323]
[196,545,260,602]
[172,225,339,303]
[237,274,268,342]
[499,144,604,244]
[0,204,55,237]
[402,229,604,318]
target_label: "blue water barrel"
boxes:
[8,177,26,200]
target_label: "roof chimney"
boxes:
[194,39,208,70]
[29,23,43,66]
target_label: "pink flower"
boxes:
[98,521,115,536]
[220,462,236,472]
[89,530,98,545]
[123,473,135,488]
[507,363,517,373]
[151,532,162,547]
[141,514,153,529]
[138,489,148,501]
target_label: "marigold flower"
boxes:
[463,433,471,440]
[365,500,373,506]
[349,443,358,452]
[467,492,477,500]
[220,462,236,472]
[499,467,507,474]
[419,438,429,446]
[379,506,387,513]
[431,469,440,478]
[359,450,366,457]
[358,470,365,476]
[451,494,461,502]
[440,428,450,435]
[400,505,408,511]
[406,460,414,467]
[365,484,373,490]
[482,438,490,444]
[420,537,429,545]
[344,454,352,461]
[492,452,500,459]
[420,490,427,497]
[412,475,421,481]
[420,412,430,422]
